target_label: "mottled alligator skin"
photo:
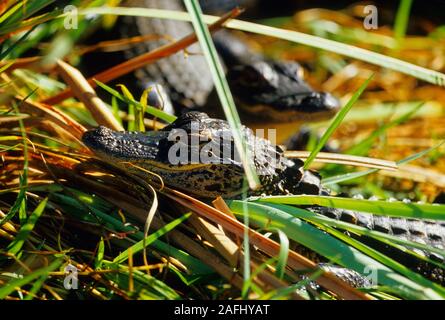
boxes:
[308,204,445,259]
[293,168,445,267]
[82,112,445,287]
[284,165,445,286]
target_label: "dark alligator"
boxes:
[120,0,340,143]
[82,112,445,287]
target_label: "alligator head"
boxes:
[214,31,340,123]
[82,112,315,198]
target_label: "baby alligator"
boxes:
[82,112,445,285]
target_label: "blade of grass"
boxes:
[0,10,61,38]
[7,198,48,256]
[241,257,277,298]
[322,139,445,186]
[184,0,259,190]
[111,96,122,126]
[138,88,152,132]
[101,260,181,299]
[23,274,48,300]
[0,25,36,60]
[241,184,251,297]
[303,74,374,169]
[398,140,445,165]
[322,168,379,186]
[267,227,289,279]
[113,212,191,264]
[95,80,176,123]
[0,97,31,226]
[117,84,136,131]
[345,102,424,156]
[260,202,445,258]
[0,61,14,73]
[255,195,445,221]
[94,237,105,269]
[0,0,55,27]
[261,268,325,300]
[0,1,23,25]
[394,0,413,43]
[0,258,62,299]
[0,0,57,40]
[285,151,397,170]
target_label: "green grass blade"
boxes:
[0,258,62,299]
[268,227,289,279]
[0,10,61,37]
[241,258,274,298]
[303,74,374,169]
[0,0,56,28]
[322,139,445,186]
[0,173,27,226]
[183,0,259,190]
[113,213,191,264]
[118,84,136,131]
[0,61,14,73]
[261,268,325,300]
[0,100,30,226]
[322,168,378,186]
[24,274,48,300]
[0,25,36,61]
[95,237,105,269]
[255,195,445,221]
[101,260,181,299]
[262,202,445,259]
[346,102,424,156]
[7,198,48,255]
[95,80,176,124]
[79,7,445,87]
[397,140,445,165]
[110,96,122,126]
[0,2,23,25]
[241,186,251,298]
[394,0,413,42]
